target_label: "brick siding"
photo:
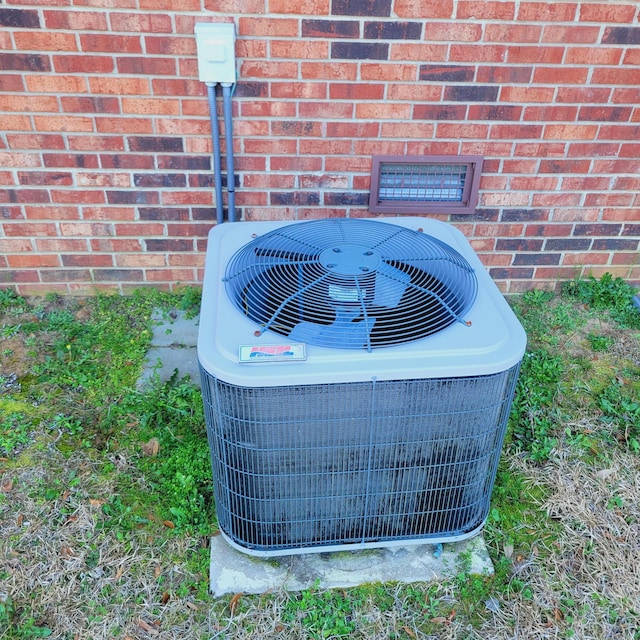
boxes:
[1,0,639,294]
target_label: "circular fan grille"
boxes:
[224,219,478,350]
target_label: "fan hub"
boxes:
[319,243,382,276]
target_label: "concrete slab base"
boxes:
[209,534,493,597]
[137,309,201,388]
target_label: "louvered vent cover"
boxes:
[223,218,478,350]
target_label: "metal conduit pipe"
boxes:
[206,82,224,225]
[221,82,236,222]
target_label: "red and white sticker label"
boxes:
[239,344,306,363]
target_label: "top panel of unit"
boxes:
[222,218,478,351]
[198,218,527,386]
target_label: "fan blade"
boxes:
[373,262,412,308]
[289,309,375,349]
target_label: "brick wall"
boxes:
[1,0,639,294]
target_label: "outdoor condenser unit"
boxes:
[198,217,526,557]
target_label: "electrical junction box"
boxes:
[195,22,236,84]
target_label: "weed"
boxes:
[0,411,33,456]
[563,273,640,329]
[509,349,564,461]
[283,586,357,638]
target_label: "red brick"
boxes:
[152,79,203,97]
[502,159,539,174]
[4,222,58,236]
[523,105,578,122]
[354,140,405,156]
[89,77,150,95]
[60,96,120,114]
[564,47,622,66]
[26,75,88,94]
[239,17,299,37]
[43,153,100,168]
[0,95,59,113]
[500,86,555,103]
[80,34,142,54]
[299,102,353,118]
[14,31,78,51]
[44,10,108,30]
[35,238,89,252]
[485,24,542,43]
[0,74,24,92]
[52,190,106,205]
[53,55,116,74]
[612,88,640,104]
[114,222,165,238]
[61,254,114,267]
[271,156,323,171]
[24,205,79,220]
[461,141,514,156]
[117,56,176,76]
[623,49,640,66]
[456,1,515,19]
[532,193,582,207]
[18,171,72,186]
[553,208,602,222]
[110,12,172,32]
[355,102,412,120]
[390,43,448,62]
[544,124,598,140]
[90,238,142,252]
[0,172,17,186]
[301,139,353,154]
[271,82,328,99]
[75,0,136,6]
[491,124,543,139]
[556,87,611,103]
[329,83,385,100]
[95,117,154,135]
[34,116,94,133]
[437,122,489,139]
[1,115,33,131]
[584,193,634,207]
[68,134,125,151]
[146,269,195,282]
[0,152,42,168]
[425,22,482,42]
[82,206,136,220]
[242,60,299,79]
[143,0,199,9]
[542,25,600,44]
[381,122,435,138]
[508,46,564,64]
[592,68,640,86]
[326,122,380,138]
[540,159,591,174]
[533,67,588,85]
[562,177,611,190]
[271,40,329,59]
[387,84,442,101]
[449,45,506,63]
[145,35,195,56]
[517,2,578,21]
[394,0,453,18]
[567,143,620,158]
[579,3,637,23]
[475,223,525,237]
[511,176,559,191]
[7,254,61,268]
[115,254,167,267]
[361,63,417,81]
[76,173,131,187]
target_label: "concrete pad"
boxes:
[209,534,493,597]
[137,309,201,388]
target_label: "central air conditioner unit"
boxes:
[198,217,526,557]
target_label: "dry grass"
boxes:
[2,285,640,639]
